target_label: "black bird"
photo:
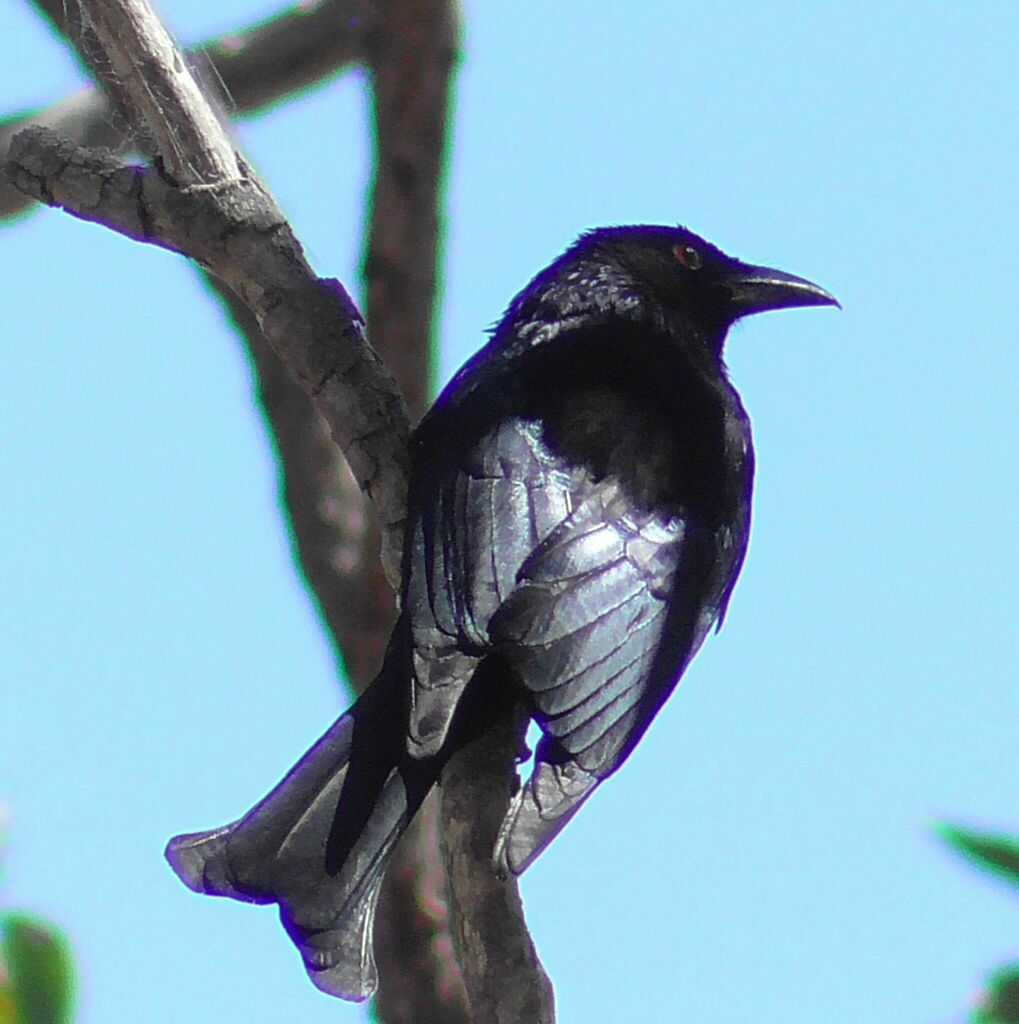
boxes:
[166,225,837,1000]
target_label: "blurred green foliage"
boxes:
[938,824,1019,894]
[971,964,1019,1024]
[0,822,75,1024]
[936,823,1019,1024]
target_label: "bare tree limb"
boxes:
[358,5,474,1017]
[5,122,409,584]
[5,1,555,1018]
[27,0,153,147]
[18,0,385,690]
[207,285,380,672]
[80,3,243,184]
[30,0,369,112]
[440,701,557,1024]
[363,0,457,417]
[2,0,369,220]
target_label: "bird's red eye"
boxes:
[673,243,702,270]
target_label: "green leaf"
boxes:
[0,914,74,1024]
[936,822,1019,891]
[972,963,1019,1024]
[0,987,18,1024]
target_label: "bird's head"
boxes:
[585,224,839,339]
[496,224,838,362]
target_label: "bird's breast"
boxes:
[531,369,744,522]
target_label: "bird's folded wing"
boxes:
[404,417,578,755]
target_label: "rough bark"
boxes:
[6,124,410,581]
[2,0,369,220]
[441,702,557,1023]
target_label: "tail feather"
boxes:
[493,756,600,876]
[165,649,434,1001]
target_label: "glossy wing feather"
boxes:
[490,481,702,874]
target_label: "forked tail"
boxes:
[165,641,435,1001]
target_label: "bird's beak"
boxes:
[726,263,840,318]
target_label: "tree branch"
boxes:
[79,2,243,185]
[5,122,409,585]
[1,0,369,220]
[441,701,557,1023]
[357,4,473,1020]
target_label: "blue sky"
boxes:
[2,3,1017,1022]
